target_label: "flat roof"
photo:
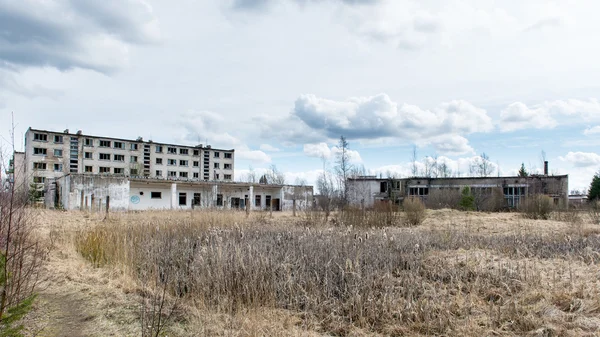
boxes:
[349,174,568,181]
[27,127,235,152]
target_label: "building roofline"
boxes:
[55,173,313,189]
[349,174,569,181]
[27,127,235,152]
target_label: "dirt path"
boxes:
[22,211,140,337]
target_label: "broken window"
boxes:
[214,162,220,169]
[179,193,187,206]
[214,152,220,158]
[84,152,93,159]
[34,133,48,141]
[156,158,163,164]
[114,141,124,149]
[168,171,176,177]
[224,174,232,180]
[130,156,138,163]
[179,172,188,178]
[114,154,125,162]
[167,159,176,166]
[113,167,124,174]
[224,163,231,169]
[179,160,188,166]
[224,152,232,159]
[193,172,199,178]
[130,143,138,150]
[130,168,138,175]
[193,149,199,156]
[54,164,63,171]
[33,176,45,183]
[99,140,111,147]
[155,170,162,177]
[84,138,93,147]
[380,182,388,193]
[151,192,162,199]
[99,153,110,160]
[54,149,63,157]
[85,166,93,173]
[99,167,110,173]
[215,173,220,180]
[193,193,201,205]
[33,148,47,155]
[193,161,199,167]
[167,147,177,154]
[155,145,163,153]
[54,135,63,143]
[180,148,189,155]
[255,195,261,207]
[33,162,47,170]
[216,194,223,206]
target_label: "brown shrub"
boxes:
[520,194,553,220]
[403,197,426,226]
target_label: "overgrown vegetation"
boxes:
[459,186,475,211]
[403,197,426,226]
[74,210,600,336]
[520,194,554,220]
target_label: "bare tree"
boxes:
[471,153,494,177]
[438,160,452,178]
[265,164,286,185]
[410,145,418,177]
[0,113,43,334]
[316,170,336,221]
[334,136,352,209]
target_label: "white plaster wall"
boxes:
[281,185,314,211]
[129,185,172,210]
[347,180,378,207]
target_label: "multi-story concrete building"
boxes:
[23,127,235,192]
[19,127,313,212]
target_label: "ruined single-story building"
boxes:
[348,173,569,209]
[44,174,313,212]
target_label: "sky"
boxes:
[1,0,600,192]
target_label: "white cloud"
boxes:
[559,151,600,168]
[584,126,600,135]
[303,142,362,163]
[0,0,161,73]
[500,99,600,132]
[259,143,280,152]
[499,102,557,132]
[177,110,271,164]
[264,93,491,156]
[303,143,331,159]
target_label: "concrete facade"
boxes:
[23,128,235,195]
[47,174,314,212]
[348,174,569,209]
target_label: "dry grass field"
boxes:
[20,208,600,336]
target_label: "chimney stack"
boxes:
[544,161,548,175]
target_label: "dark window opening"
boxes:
[179,192,186,205]
[216,194,223,206]
[151,192,161,199]
[380,181,388,193]
[193,193,201,205]
[255,195,261,207]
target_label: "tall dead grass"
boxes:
[75,210,600,336]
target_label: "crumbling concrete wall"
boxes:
[281,185,314,212]
[62,174,130,211]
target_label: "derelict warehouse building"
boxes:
[348,163,569,210]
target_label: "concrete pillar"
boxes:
[280,188,285,212]
[249,185,254,211]
[212,185,218,207]
[171,183,177,209]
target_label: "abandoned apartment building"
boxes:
[9,127,313,211]
[347,162,569,210]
